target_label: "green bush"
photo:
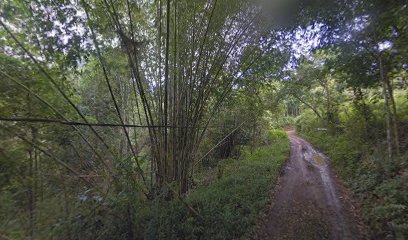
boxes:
[266,128,288,143]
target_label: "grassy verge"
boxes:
[152,129,290,239]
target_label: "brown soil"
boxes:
[252,131,368,240]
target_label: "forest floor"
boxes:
[252,131,368,240]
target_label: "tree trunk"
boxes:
[386,77,400,155]
[379,56,393,160]
[352,87,370,139]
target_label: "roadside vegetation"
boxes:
[283,3,408,238]
[155,129,289,239]
[297,90,408,239]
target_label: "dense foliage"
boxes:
[289,4,408,235]
[0,0,407,239]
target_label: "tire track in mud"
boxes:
[253,131,367,240]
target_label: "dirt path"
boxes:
[253,131,367,240]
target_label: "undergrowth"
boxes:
[150,129,290,239]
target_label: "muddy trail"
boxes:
[253,131,367,240]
